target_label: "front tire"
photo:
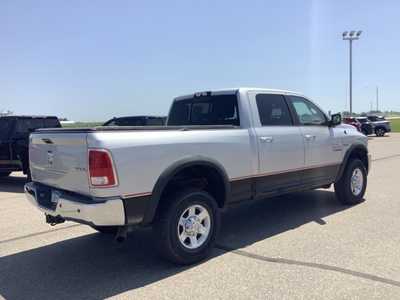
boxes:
[335,159,367,205]
[154,189,220,265]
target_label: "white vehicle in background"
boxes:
[25,88,370,265]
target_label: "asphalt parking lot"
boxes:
[1,134,400,300]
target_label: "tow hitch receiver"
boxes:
[46,214,65,226]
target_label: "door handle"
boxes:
[260,136,273,143]
[304,134,316,141]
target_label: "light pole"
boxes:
[342,30,362,115]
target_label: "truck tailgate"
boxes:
[30,133,90,195]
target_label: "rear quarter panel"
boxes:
[87,129,254,198]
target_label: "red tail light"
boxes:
[88,149,117,187]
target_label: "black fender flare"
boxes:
[335,143,369,182]
[142,156,231,225]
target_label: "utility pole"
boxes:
[376,86,379,111]
[349,39,352,115]
[342,30,362,116]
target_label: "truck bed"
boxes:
[30,125,252,199]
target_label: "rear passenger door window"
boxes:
[256,94,292,126]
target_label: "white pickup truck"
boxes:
[25,88,370,264]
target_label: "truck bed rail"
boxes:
[35,125,239,133]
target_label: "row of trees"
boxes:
[342,110,400,117]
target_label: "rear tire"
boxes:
[0,172,11,177]
[334,159,367,205]
[91,225,119,234]
[375,127,386,137]
[361,128,369,136]
[154,189,220,265]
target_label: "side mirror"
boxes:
[330,113,342,126]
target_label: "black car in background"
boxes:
[102,116,166,126]
[356,117,374,136]
[0,116,61,179]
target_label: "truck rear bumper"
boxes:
[24,182,125,226]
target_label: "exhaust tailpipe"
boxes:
[115,226,128,243]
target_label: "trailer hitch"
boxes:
[45,214,65,226]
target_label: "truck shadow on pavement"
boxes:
[0,190,351,300]
[0,174,26,194]
[217,189,345,249]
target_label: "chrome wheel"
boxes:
[350,168,364,196]
[177,204,211,250]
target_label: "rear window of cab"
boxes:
[168,94,240,126]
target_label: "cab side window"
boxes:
[256,94,292,126]
[288,96,327,125]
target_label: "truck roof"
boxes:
[174,87,305,101]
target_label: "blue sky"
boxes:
[1,0,399,121]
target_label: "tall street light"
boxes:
[342,30,362,115]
